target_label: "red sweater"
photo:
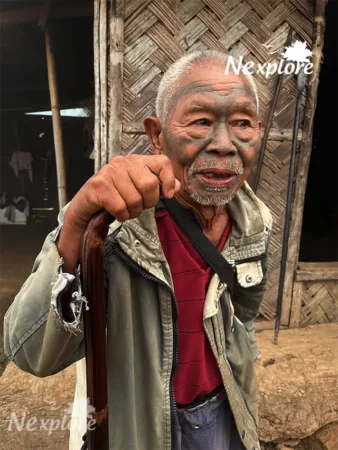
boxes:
[155,209,232,405]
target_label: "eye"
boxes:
[192,118,211,126]
[234,120,251,127]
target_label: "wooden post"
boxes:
[281,0,327,326]
[45,28,68,209]
[99,0,108,166]
[289,281,303,328]
[108,0,124,160]
[93,0,101,172]
[93,0,124,168]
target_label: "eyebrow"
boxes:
[229,101,257,115]
[183,102,215,114]
[182,99,257,117]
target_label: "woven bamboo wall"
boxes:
[290,263,338,328]
[298,281,338,326]
[119,0,316,323]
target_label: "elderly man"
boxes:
[4,50,272,450]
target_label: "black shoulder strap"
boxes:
[161,198,235,294]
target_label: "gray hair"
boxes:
[155,50,259,119]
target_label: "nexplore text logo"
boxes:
[7,396,97,435]
[225,40,313,79]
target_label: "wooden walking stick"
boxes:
[253,28,293,193]
[274,66,308,345]
[80,209,114,450]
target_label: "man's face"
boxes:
[158,62,261,205]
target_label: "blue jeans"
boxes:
[176,390,245,450]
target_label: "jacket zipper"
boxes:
[111,243,180,450]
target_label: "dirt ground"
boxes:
[0,222,56,375]
[261,438,323,450]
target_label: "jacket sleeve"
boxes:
[3,203,87,377]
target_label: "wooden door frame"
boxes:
[281,0,328,326]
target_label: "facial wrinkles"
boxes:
[164,88,259,164]
[165,78,257,120]
[162,81,260,206]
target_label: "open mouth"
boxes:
[195,169,237,188]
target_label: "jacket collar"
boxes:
[108,181,272,276]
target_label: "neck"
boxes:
[174,192,230,245]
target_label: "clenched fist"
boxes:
[58,154,181,273]
[70,154,180,225]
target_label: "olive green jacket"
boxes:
[4,181,272,450]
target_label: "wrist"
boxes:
[64,203,89,234]
[57,209,86,275]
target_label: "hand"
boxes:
[67,154,181,228]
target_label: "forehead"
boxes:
[171,61,256,111]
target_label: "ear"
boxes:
[144,116,163,155]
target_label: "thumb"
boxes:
[160,178,181,199]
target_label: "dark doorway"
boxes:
[0,5,95,377]
[298,0,338,262]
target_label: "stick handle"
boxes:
[80,209,115,450]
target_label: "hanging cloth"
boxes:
[9,151,33,183]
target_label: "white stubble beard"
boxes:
[186,160,244,206]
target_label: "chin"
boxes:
[188,190,235,206]
[188,178,242,206]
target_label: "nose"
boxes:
[205,123,237,157]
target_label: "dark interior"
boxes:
[0,1,94,221]
[298,0,338,262]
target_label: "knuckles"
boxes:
[85,174,110,200]
[110,155,125,164]
[108,154,173,174]
[139,177,159,193]
[87,174,103,190]
[158,155,171,165]
[126,195,143,210]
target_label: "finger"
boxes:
[144,155,176,198]
[158,178,181,198]
[112,171,144,219]
[174,178,181,193]
[128,166,160,210]
[101,186,130,222]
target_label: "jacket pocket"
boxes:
[235,261,263,288]
[243,319,261,362]
[232,317,261,363]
